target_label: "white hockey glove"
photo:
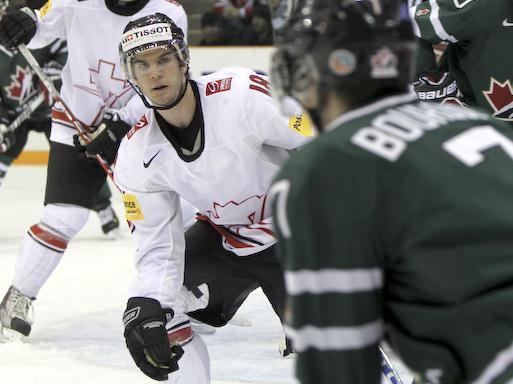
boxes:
[0,118,14,152]
[123,297,184,381]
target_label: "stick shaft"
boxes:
[18,44,114,179]
[380,345,405,384]
[7,92,45,132]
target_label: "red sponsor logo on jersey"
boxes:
[483,78,513,120]
[127,115,149,139]
[165,0,181,5]
[415,8,430,17]
[205,77,233,96]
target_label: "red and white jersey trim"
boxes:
[197,215,276,256]
[28,223,69,253]
[167,319,194,346]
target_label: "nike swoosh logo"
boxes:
[503,19,513,27]
[143,150,161,168]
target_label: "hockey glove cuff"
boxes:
[73,110,130,164]
[412,72,464,105]
[87,110,130,163]
[123,297,183,381]
[0,7,37,51]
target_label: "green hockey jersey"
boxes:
[411,0,513,122]
[0,39,66,124]
[272,94,513,384]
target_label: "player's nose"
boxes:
[149,68,163,79]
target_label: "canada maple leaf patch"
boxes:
[5,65,35,104]
[483,78,513,120]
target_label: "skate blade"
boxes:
[228,314,252,327]
[0,324,26,343]
[103,228,123,240]
[190,321,216,335]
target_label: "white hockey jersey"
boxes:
[28,0,188,146]
[114,67,312,306]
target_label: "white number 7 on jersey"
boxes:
[443,125,513,166]
[269,179,292,239]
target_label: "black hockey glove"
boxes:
[0,7,37,51]
[0,118,14,153]
[123,297,184,381]
[412,72,464,105]
[73,110,130,164]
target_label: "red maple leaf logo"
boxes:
[4,65,34,103]
[483,78,513,120]
[205,193,269,225]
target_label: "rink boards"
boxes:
[15,46,274,165]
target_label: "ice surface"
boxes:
[0,165,413,384]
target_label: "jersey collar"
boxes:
[325,93,418,133]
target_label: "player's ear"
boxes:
[180,61,188,75]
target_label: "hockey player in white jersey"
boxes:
[0,0,187,339]
[109,12,312,382]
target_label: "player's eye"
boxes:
[133,62,149,72]
[158,55,172,65]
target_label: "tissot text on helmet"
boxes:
[121,24,174,52]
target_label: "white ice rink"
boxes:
[0,165,413,384]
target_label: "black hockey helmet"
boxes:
[271,0,415,109]
[105,0,150,16]
[120,12,189,80]
[119,12,190,109]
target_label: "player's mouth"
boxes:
[152,85,168,91]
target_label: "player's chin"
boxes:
[152,96,176,109]
[148,91,173,105]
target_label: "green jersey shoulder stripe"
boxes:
[409,0,459,43]
[427,0,458,42]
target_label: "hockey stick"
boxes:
[380,345,406,384]
[0,2,114,177]
[0,92,45,152]
[17,44,114,179]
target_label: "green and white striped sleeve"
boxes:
[409,0,485,43]
[272,146,384,383]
